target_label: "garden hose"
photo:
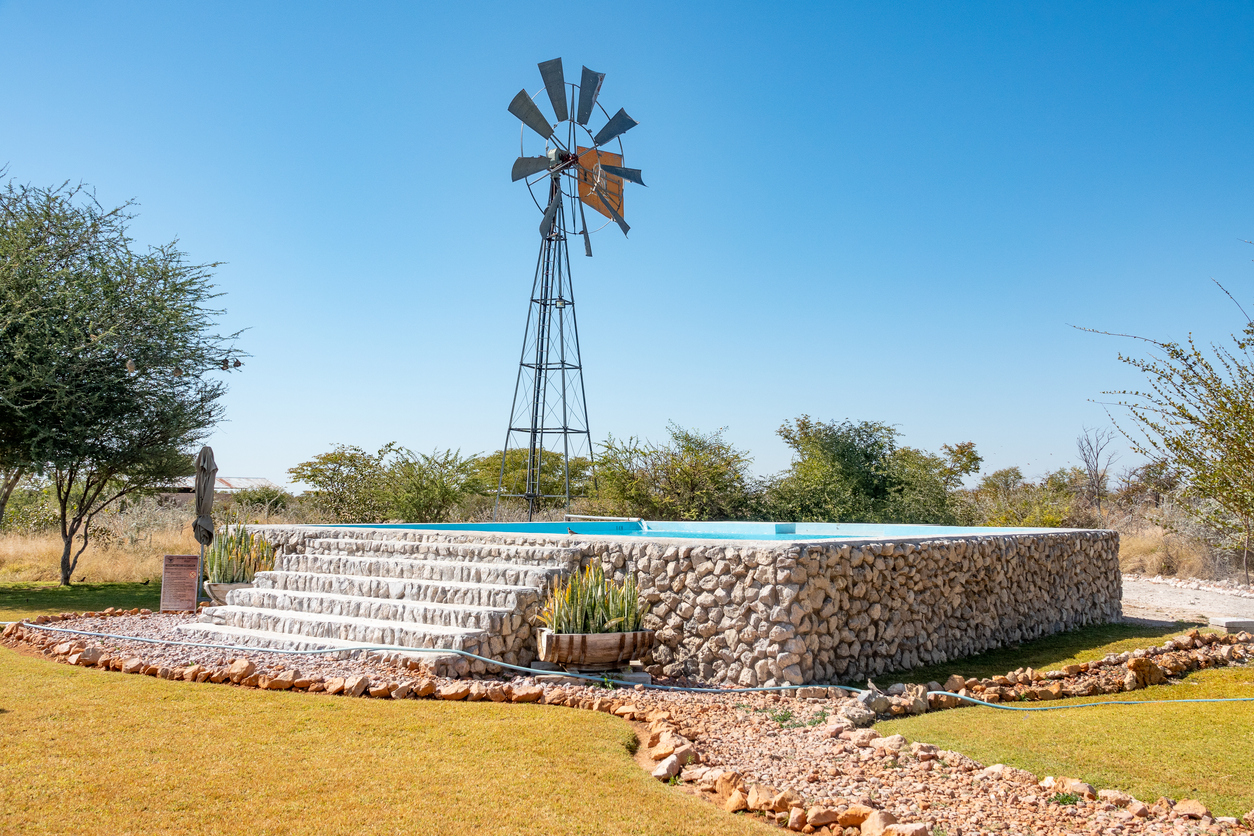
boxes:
[7,620,1254,708]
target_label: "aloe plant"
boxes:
[538,564,650,634]
[203,510,276,583]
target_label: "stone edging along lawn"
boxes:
[5,614,1254,835]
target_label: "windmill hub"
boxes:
[496,58,645,521]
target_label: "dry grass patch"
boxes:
[881,665,1254,817]
[0,529,199,583]
[1119,527,1219,578]
[0,648,770,836]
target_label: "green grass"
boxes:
[0,581,160,622]
[871,619,1210,686]
[0,648,771,836]
[880,665,1254,817]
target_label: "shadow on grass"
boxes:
[0,582,161,621]
[864,618,1207,686]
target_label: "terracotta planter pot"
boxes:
[536,628,655,670]
[203,582,253,606]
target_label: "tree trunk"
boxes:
[0,467,24,528]
[59,519,88,586]
[1245,522,1251,588]
[59,532,75,586]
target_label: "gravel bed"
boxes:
[24,612,422,681]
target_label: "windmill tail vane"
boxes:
[496,58,645,521]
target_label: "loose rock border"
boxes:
[5,616,1254,834]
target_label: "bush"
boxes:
[591,424,758,520]
[388,449,484,523]
[231,485,292,516]
[958,467,1094,528]
[474,448,593,509]
[288,445,393,523]
[763,416,976,524]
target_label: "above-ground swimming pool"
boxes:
[330,519,1063,541]
[245,517,1121,685]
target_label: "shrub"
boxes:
[388,448,484,523]
[232,485,292,516]
[288,444,392,523]
[763,416,977,524]
[592,424,758,520]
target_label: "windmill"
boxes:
[496,58,645,521]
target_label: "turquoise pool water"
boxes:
[330,520,1062,541]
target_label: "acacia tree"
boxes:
[0,181,238,584]
[1092,279,1254,585]
[288,445,394,523]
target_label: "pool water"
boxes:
[331,520,1062,541]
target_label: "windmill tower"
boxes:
[497,59,645,520]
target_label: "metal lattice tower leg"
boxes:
[496,176,592,521]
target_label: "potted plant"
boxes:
[536,564,654,669]
[202,511,277,606]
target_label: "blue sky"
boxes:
[3,2,1252,488]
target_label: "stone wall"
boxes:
[252,526,1121,686]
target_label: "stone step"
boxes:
[174,622,475,676]
[195,605,489,654]
[302,538,581,568]
[229,587,519,633]
[274,552,562,588]
[255,570,540,610]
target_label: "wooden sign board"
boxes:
[161,554,200,613]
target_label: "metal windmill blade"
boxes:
[538,58,568,123]
[508,90,554,140]
[512,156,550,182]
[592,108,638,146]
[599,164,645,186]
[576,66,605,125]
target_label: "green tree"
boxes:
[764,416,968,524]
[592,424,757,520]
[940,441,983,489]
[288,445,393,523]
[0,180,239,584]
[474,448,593,508]
[388,448,484,523]
[1093,280,1254,584]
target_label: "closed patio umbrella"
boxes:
[192,446,217,603]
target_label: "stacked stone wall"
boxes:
[250,526,1121,686]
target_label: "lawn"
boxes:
[0,647,770,836]
[873,618,1210,686]
[880,665,1254,817]
[0,581,160,622]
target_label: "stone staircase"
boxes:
[178,533,581,672]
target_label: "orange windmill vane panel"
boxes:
[576,147,625,220]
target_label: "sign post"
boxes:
[161,554,201,613]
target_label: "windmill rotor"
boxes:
[496,59,644,521]
[507,60,644,246]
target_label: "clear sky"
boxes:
[3,2,1252,488]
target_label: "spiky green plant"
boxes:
[203,509,276,583]
[538,564,650,634]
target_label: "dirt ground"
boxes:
[1121,575,1254,623]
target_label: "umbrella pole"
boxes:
[196,543,204,610]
